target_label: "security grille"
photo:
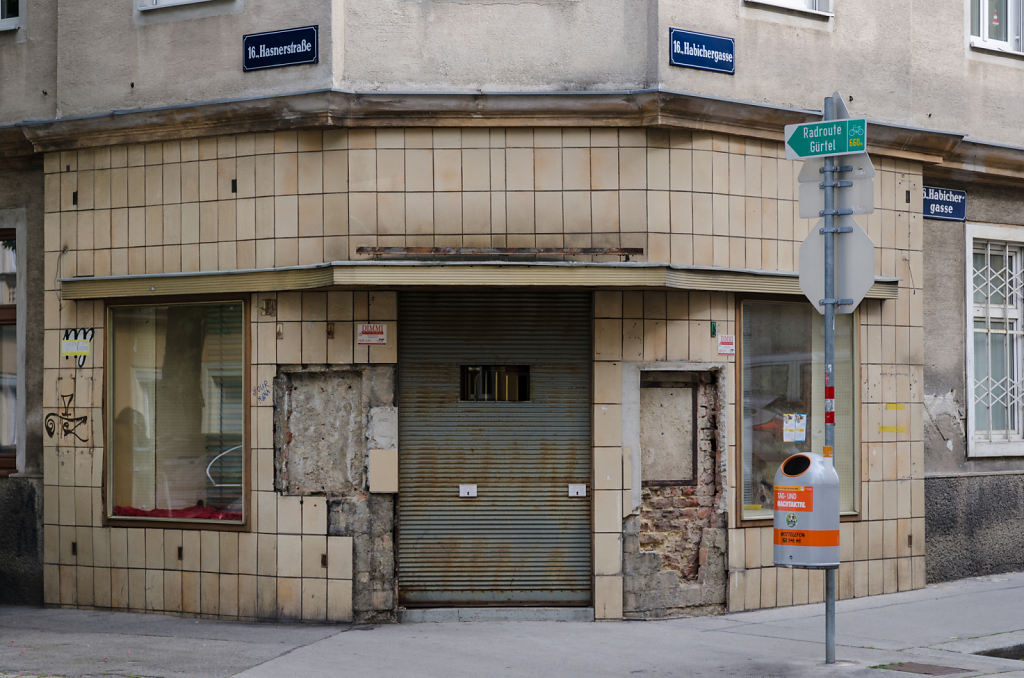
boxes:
[972,240,1024,441]
[397,291,592,606]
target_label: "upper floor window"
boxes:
[968,225,1024,456]
[971,0,1023,52]
[137,0,217,11]
[745,0,832,14]
[0,0,20,31]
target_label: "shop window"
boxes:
[740,299,857,521]
[108,301,246,523]
[460,365,530,402]
[0,232,14,477]
[971,0,1023,52]
[0,0,19,31]
[967,227,1024,455]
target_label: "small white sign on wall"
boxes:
[61,339,91,357]
[357,323,387,345]
[717,334,736,355]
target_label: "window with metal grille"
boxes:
[969,235,1024,453]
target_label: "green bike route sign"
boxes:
[784,119,866,160]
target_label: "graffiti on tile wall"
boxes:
[253,379,271,403]
[45,393,89,443]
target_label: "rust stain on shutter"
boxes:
[398,291,592,606]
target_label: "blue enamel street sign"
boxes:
[923,186,967,221]
[669,28,735,74]
[243,25,318,71]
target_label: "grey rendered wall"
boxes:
[923,184,1024,582]
[5,0,1024,153]
[0,477,41,603]
[656,1,1024,148]
[51,0,336,120]
[0,0,57,126]
[0,163,45,604]
[341,0,654,92]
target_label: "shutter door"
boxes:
[398,291,592,606]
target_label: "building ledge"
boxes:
[59,260,901,301]
[10,88,969,168]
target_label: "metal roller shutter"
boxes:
[398,291,592,606]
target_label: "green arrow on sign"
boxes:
[784,119,867,160]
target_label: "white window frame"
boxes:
[0,0,21,32]
[970,0,1024,54]
[137,0,217,11]
[744,0,833,17]
[966,222,1024,457]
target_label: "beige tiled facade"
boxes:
[43,126,924,619]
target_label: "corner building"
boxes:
[13,0,1021,621]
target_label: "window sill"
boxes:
[743,0,833,19]
[738,511,862,527]
[0,18,20,32]
[970,38,1024,59]
[106,515,248,530]
[969,440,1024,457]
[137,0,215,11]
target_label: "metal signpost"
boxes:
[786,93,876,665]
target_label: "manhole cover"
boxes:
[872,662,968,676]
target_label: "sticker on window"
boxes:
[783,413,807,442]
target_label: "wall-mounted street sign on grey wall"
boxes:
[243,25,318,72]
[922,186,967,221]
[668,27,735,74]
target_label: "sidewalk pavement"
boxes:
[3,572,1024,678]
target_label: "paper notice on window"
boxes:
[783,413,807,442]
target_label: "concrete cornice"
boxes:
[58,259,902,300]
[3,88,1018,182]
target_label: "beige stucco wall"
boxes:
[40,125,925,619]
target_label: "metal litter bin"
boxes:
[773,452,839,568]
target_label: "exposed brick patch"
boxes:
[624,371,727,619]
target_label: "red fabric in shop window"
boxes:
[113,504,242,521]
